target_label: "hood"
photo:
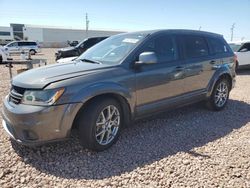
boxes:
[12,60,110,89]
[56,56,78,63]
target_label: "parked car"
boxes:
[2,30,236,151]
[4,41,41,55]
[55,36,108,60]
[229,41,250,69]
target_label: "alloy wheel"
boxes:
[214,81,228,107]
[95,105,120,145]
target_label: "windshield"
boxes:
[78,33,147,65]
[229,43,242,52]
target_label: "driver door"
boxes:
[135,34,186,116]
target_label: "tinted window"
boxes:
[208,37,228,54]
[240,43,250,51]
[142,35,177,63]
[18,42,37,46]
[84,38,99,48]
[183,36,208,58]
[29,42,37,46]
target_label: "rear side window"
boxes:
[208,37,228,54]
[18,42,37,46]
[142,35,177,63]
[183,35,209,58]
[29,42,37,46]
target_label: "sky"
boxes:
[0,0,250,41]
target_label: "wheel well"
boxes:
[218,73,232,90]
[72,93,132,129]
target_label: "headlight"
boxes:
[22,88,65,106]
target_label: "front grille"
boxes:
[9,86,25,104]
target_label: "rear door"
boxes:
[135,34,186,115]
[180,35,214,93]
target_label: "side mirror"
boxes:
[136,52,158,65]
[239,48,248,52]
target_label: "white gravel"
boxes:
[0,49,249,187]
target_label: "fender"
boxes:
[206,64,234,97]
[72,82,133,104]
[58,82,135,136]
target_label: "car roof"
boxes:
[116,29,223,39]
[18,41,37,43]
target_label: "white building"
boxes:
[0,23,124,47]
[0,26,14,44]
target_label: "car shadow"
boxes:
[236,69,250,75]
[11,99,250,180]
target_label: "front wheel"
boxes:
[77,98,122,151]
[207,79,230,111]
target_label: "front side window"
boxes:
[7,42,17,47]
[183,35,209,58]
[140,35,177,63]
[78,33,147,65]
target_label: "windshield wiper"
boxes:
[80,58,102,64]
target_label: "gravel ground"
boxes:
[0,50,250,187]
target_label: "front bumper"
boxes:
[1,97,82,146]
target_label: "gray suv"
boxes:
[2,30,236,151]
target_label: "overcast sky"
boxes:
[0,0,250,41]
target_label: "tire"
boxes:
[77,98,122,151]
[0,55,2,63]
[29,49,36,55]
[206,78,230,111]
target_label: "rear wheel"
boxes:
[207,78,230,111]
[77,98,122,151]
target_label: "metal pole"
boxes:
[86,13,89,37]
[230,23,235,41]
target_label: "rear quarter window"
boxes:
[207,37,229,54]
